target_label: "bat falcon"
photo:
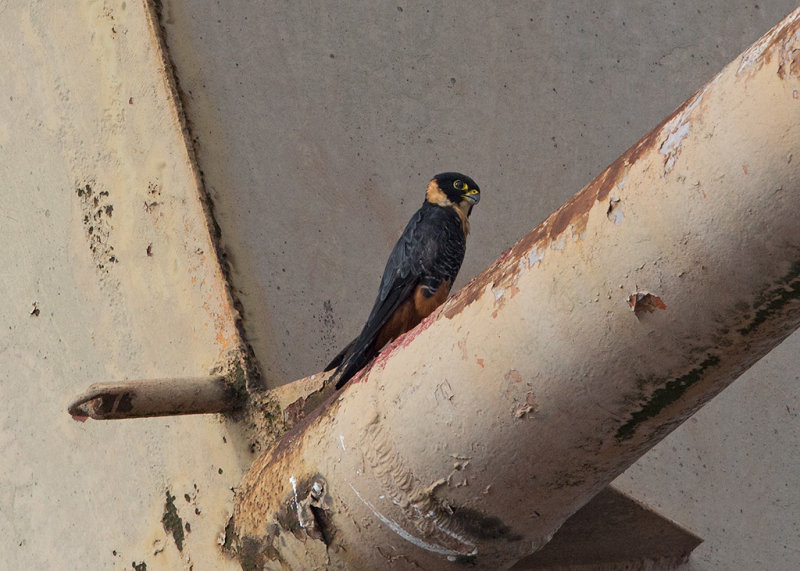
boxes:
[326,172,481,389]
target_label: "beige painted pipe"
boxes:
[228,9,800,569]
[67,375,242,420]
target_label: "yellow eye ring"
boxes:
[453,180,467,191]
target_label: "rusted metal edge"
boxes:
[141,0,265,392]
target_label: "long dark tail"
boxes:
[324,338,355,371]
[334,350,375,389]
[327,335,379,389]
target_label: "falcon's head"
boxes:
[426,172,481,216]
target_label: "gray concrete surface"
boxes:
[614,339,800,570]
[161,1,796,386]
[160,1,800,568]
[158,0,794,385]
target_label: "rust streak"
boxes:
[443,110,676,320]
[764,11,800,70]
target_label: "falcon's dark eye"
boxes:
[453,180,467,191]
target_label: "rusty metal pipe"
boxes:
[230,9,800,569]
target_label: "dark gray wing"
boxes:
[330,205,464,387]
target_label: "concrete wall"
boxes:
[160,0,799,386]
[3,1,799,569]
[616,340,800,570]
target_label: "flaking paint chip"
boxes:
[629,292,667,317]
[607,197,624,225]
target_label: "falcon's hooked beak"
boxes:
[464,189,481,205]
